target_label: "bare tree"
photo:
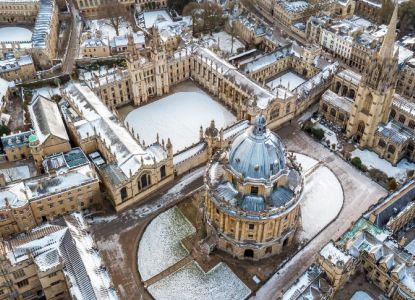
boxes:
[98,1,129,36]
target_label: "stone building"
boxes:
[60,82,174,211]
[204,115,303,260]
[0,148,101,237]
[0,55,36,82]
[28,95,71,170]
[0,214,118,300]
[1,131,33,162]
[319,5,415,165]
[0,0,59,71]
[74,0,166,16]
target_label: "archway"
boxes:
[244,249,254,258]
[357,121,365,141]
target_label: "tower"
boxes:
[346,4,399,147]
[29,134,43,171]
[150,26,170,96]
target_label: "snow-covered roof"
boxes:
[62,83,167,179]
[320,241,352,265]
[29,95,69,144]
[4,214,119,300]
[376,120,414,144]
[336,69,361,86]
[0,182,29,209]
[392,93,415,118]
[32,0,55,49]
[81,35,108,48]
[0,54,33,73]
[245,45,293,73]
[321,90,353,112]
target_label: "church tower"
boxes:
[346,4,399,147]
[150,26,170,96]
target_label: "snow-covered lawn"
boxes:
[266,71,305,91]
[138,206,196,281]
[294,153,343,241]
[405,237,415,255]
[350,291,374,300]
[0,166,30,183]
[314,123,340,150]
[84,19,131,39]
[0,26,32,42]
[141,10,173,28]
[125,90,236,152]
[32,86,60,99]
[147,261,251,300]
[351,148,415,183]
[210,32,245,54]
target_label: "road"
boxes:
[62,0,82,75]
[251,124,387,299]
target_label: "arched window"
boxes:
[357,121,365,134]
[120,187,127,200]
[399,115,406,124]
[270,106,280,120]
[378,139,386,148]
[322,103,328,112]
[388,145,396,154]
[286,103,291,113]
[362,93,372,113]
[160,165,166,178]
[347,4,352,14]
[348,89,356,99]
[330,108,337,117]
[409,120,415,130]
[139,174,151,190]
[408,143,414,152]
[338,113,345,121]
[390,109,396,119]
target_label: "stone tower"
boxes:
[29,134,43,171]
[150,27,170,96]
[346,4,399,147]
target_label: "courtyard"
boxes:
[0,25,32,42]
[124,82,237,152]
[266,70,306,92]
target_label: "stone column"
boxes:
[235,220,241,241]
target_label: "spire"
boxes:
[378,2,398,59]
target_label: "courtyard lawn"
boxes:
[147,261,251,300]
[294,153,343,241]
[137,206,195,281]
[85,19,130,39]
[405,237,415,255]
[211,32,245,54]
[266,71,305,91]
[350,291,374,300]
[351,148,415,183]
[125,90,236,152]
[0,26,32,42]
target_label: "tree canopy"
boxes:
[167,0,194,14]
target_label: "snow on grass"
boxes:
[32,86,60,100]
[0,26,32,42]
[314,123,340,150]
[138,206,196,281]
[210,32,245,54]
[85,19,131,39]
[298,158,343,241]
[405,237,415,255]
[125,91,236,152]
[148,261,251,300]
[142,10,173,28]
[351,148,415,183]
[266,71,306,91]
[350,291,374,300]
[293,153,318,174]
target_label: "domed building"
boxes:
[204,115,303,260]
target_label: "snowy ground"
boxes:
[266,71,305,92]
[125,90,236,152]
[0,165,30,183]
[350,291,374,300]
[293,153,343,241]
[351,148,415,183]
[147,261,251,300]
[405,237,415,255]
[206,32,245,55]
[314,122,340,150]
[31,86,60,100]
[84,19,131,39]
[141,10,173,28]
[0,26,32,42]
[137,206,196,281]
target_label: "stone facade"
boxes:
[204,116,303,260]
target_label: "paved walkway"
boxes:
[251,125,387,299]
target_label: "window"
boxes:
[139,174,151,190]
[250,186,258,195]
[17,279,29,288]
[388,145,396,154]
[13,269,25,279]
[378,139,386,148]
[399,115,406,124]
[160,165,166,178]
[120,187,127,200]
[248,224,255,230]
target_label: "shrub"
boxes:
[369,168,389,183]
[310,128,325,141]
[0,125,10,136]
[387,178,398,191]
[351,157,362,169]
